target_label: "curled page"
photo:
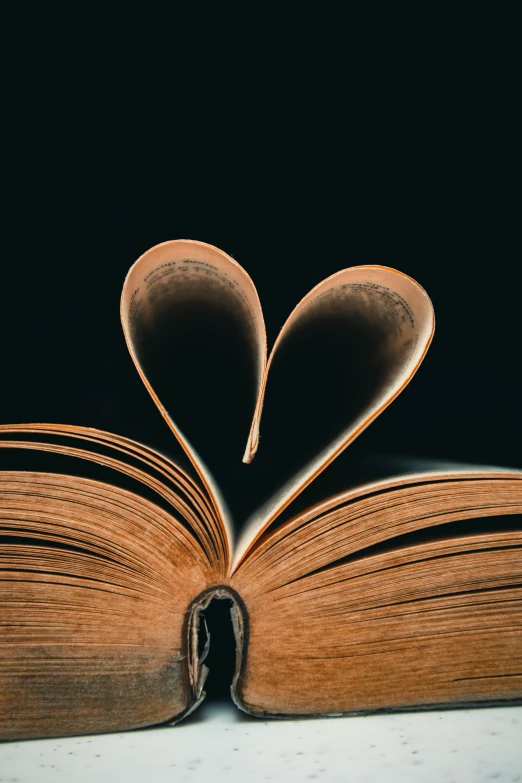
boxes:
[121,240,267,554]
[234,265,434,568]
[121,242,434,569]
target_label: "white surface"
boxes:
[1,701,521,782]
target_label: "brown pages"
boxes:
[1,240,521,739]
[120,240,435,559]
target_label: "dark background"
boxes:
[3,3,522,702]
[4,5,522,470]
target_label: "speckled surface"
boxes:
[1,702,521,782]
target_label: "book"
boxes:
[1,239,521,740]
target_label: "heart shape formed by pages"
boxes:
[121,240,434,563]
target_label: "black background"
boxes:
[4,4,522,471]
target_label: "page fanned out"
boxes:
[121,240,267,559]
[122,243,435,564]
[233,266,435,568]
[3,238,522,740]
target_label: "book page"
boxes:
[121,240,267,557]
[121,244,435,567]
[258,455,522,543]
[234,266,435,566]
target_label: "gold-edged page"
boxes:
[234,266,435,570]
[121,240,267,561]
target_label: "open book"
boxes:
[1,240,521,740]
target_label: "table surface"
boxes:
[1,701,521,782]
